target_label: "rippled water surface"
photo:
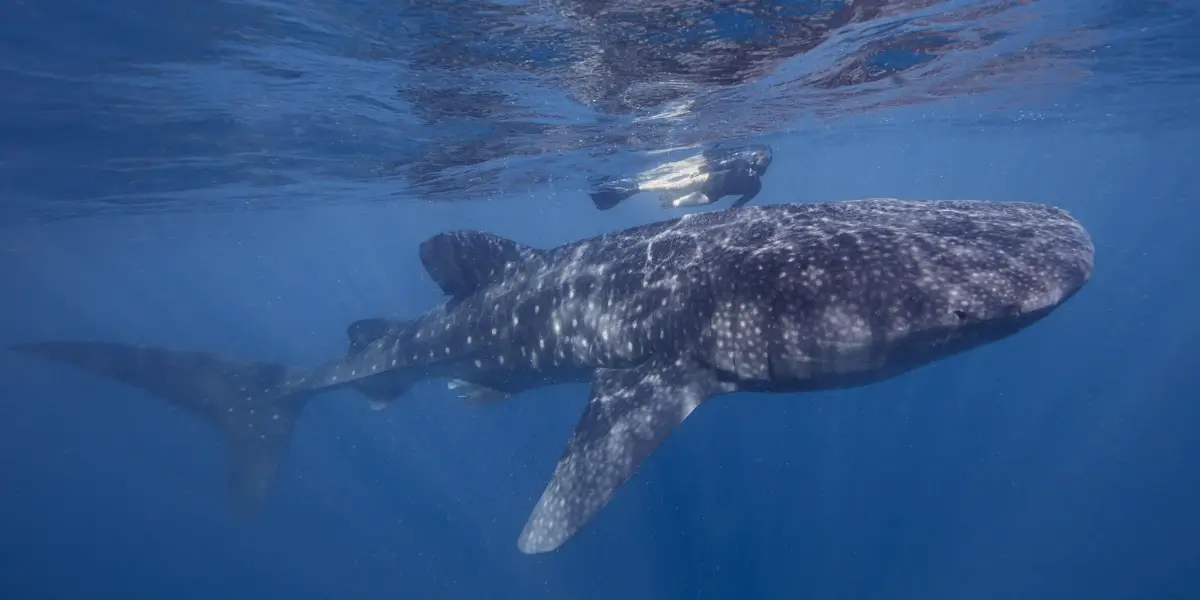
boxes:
[1,0,1195,220]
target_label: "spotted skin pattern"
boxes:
[10,198,1094,554]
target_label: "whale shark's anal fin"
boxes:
[9,341,310,517]
[350,372,413,411]
[447,378,511,406]
[517,357,734,554]
[419,231,544,307]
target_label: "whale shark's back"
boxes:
[543,198,1092,295]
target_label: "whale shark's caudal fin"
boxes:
[517,356,735,554]
[587,176,639,210]
[8,340,313,518]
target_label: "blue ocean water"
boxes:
[1,1,1198,599]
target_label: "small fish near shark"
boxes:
[9,198,1094,554]
[588,143,773,211]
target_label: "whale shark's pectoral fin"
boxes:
[8,340,310,519]
[517,357,733,554]
[419,230,544,308]
[660,190,711,208]
[447,379,511,406]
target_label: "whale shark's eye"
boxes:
[952,310,970,322]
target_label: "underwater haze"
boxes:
[1,1,1199,599]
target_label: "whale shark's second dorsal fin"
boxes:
[345,317,415,410]
[419,230,543,306]
[346,317,400,354]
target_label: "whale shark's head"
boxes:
[705,199,1094,388]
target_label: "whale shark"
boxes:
[9,198,1094,554]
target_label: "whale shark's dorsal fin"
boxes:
[517,356,735,554]
[346,318,398,354]
[419,230,543,306]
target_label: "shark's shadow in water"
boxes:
[10,197,1095,554]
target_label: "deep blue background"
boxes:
[3,0,1200,597]
[3,128,1198,599]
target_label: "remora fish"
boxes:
[588,144,773,210]
[10,198,1094,554]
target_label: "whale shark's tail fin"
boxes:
[587,176,639,210]
[9,340,313,518]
